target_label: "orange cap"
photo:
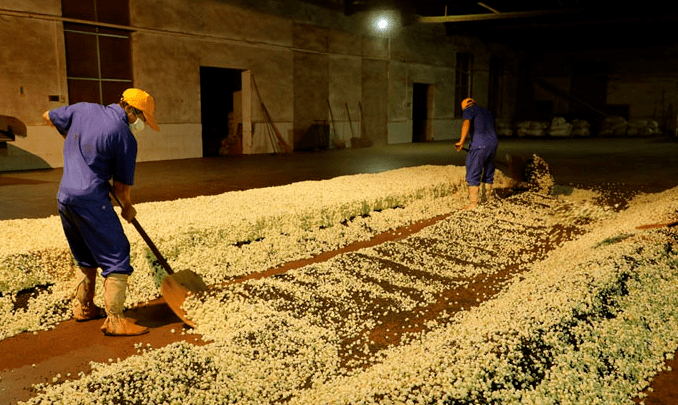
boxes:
[461,98,476,110]
[122,88,160,132]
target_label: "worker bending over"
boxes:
[43,88,160,336]
[455,98,499,209]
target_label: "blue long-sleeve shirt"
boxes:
[462,104,498,150]
[49,103,137,205]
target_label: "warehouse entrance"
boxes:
[412,83,432,142]
[200,67,242,157]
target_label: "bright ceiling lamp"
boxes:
[371,10,400,35]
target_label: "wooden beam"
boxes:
[418,8,585,23]
[477,2,500,14]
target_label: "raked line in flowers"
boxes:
[3,163,678,404]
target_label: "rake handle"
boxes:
[110,191,175,275]
[637,220,678,230]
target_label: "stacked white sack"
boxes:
[600,116,628,137]
[571,119,591,137]
[548,117,573,137]
[516,121,548,137]
[495,120,514,137]
[627,120,661,137]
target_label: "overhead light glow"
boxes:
[376,17,389,30]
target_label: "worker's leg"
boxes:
[73,266,106,321]
[58,200,133,276]
[464,150,483,209]
[79,202,147,336]
[482,183,493,203]
[481,148,497,203]
[59,201,145,335]
[59,202,105,321]
[464,185,480,209]
[101,273,148,336]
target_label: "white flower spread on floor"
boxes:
[1,163,677,404]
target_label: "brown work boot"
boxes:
[101,273,149,336]
[463,186,480,210]
[73,267,106,322]
[483,183,494,204]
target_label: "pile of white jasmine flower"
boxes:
[2,165,493,340]
[3,163,678,405]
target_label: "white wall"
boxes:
[328,55,363,146]
[434,119,463,141]
[0,124,204,172]
[0,126,63,171]
[135,124,203,162]
[0,0,515,170]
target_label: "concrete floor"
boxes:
[1,138,677,221]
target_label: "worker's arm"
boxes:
[454,119,471,151]
[42,111,67,139]
[112,180,137,222]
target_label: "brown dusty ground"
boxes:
[2,139,678,404]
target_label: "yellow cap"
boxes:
[122,88,159,132]
[461,98,476,110]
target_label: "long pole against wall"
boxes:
[327,100,338,141]
[359,101,366,139]
[345,103,355,139]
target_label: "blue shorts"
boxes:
[58,201,133,277]
[465,147,497,186]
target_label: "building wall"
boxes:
[0,0,516,171]
[329,55,362,145]
[607,50,678,124]
[0,2,67,168]
[526,46,678,132]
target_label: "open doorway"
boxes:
[412,83,432,142]
[200,67,242,157]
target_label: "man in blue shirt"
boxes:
[43,88,159,336]
[455,98,499,209]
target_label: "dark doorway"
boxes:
[412,83,430,142]
[200,67,242,157]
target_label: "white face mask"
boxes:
[129,116,145,133]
